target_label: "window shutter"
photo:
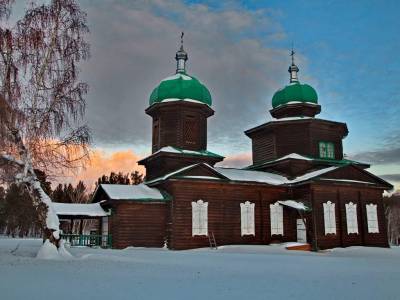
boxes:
[240,203,247,235]
[366,204,379,233]
[323,201,336,235]
[248,202,255,236]
[270,203,283,236]
[201,201,208,235]
[319,142,326,158]
[327,143,335,158]
[277,204,283,235]
[192,201,200,236]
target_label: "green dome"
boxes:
[149,73,212,106]
[272,82,318,108]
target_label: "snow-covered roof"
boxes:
[161,73,192,82]
[277,200,309,211]
[140,146,223,162]
[290,166,338,183]
[52,202,109,217]
[271,116,313,122]
[144,160,389,190]
[270,153,312,162]
[100,184,166,201]
[214,167,288,185]
[161,98,208,105]
[276,101,319,107]
[146,163,343,187]
[318,178,375,185]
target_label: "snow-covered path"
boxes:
[0,238,399,300]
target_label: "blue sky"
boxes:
[189,0,400,153]
[182,0,400,187]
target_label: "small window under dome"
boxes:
[319,141,335,159]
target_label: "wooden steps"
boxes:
[285,243,311,251]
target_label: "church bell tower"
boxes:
[139,33,223,180]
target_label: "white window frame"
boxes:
[345,202,358,234]
[366,203,379,233]
[240,201,255,236]
[192,199,208,236]
[323,201,336,235]
[270,202,283,235]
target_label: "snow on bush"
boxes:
[36,240,73,260]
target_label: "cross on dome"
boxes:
[175,31,188,74]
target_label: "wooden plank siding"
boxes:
[247,119,347,165]
[143,155,222,181]
[109,202,168,249]
[105,180,388,250]
[162,180,298,250]
[252,133,276,164]
[146,102,213,153]
[311,184,389,250]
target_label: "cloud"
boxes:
[349,147,400,165]
[63,149,145,188]
[79,0,295,153]
[217,152,252,168]
[380,174,400,182]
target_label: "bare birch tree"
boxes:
[0,0,90,248]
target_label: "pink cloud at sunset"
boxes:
[217,152,252,168]
[65,149,145,188]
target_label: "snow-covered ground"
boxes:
[0,238,399,300]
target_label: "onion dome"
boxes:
[149,33,212,106]
[271,50,318,109]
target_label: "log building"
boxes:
[92,40,392,250]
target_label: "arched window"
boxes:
[270,202,283,235]
[345,202,358,234]
[366,204,379,233]
[323,201,336,235]
[192,200,208,236]
[240,201,255,236]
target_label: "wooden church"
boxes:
[92,38,393,251]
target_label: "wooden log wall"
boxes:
[311,184,388,250]
[248,120,347,165]
[109,201,167,249]
[163,180,296,250]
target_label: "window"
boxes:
[240,201,255,236]
[319,141,335,159]
[192,200,208,236]
[184,115,198,146]
[101,217,109,247]
[345,202,358,234]
[270,202,283,235]
[323,201,336,234]
[152,118,160,151]
[366,204,379,233]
